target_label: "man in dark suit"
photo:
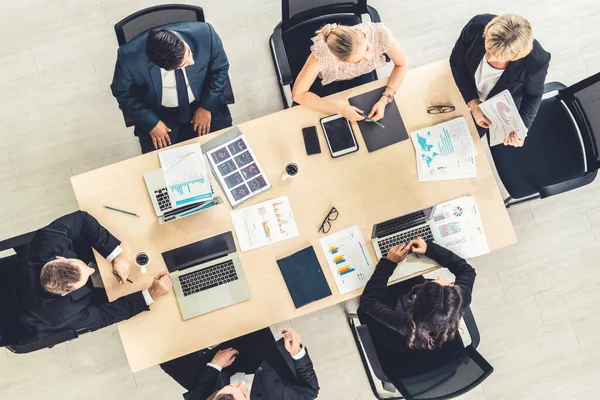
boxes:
[449,13,551,147]
[12,211,173,338]
[160,328,319,400]
[111,22,233,154]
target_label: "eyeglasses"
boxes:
[427,105,456,114]
[318,207,339,234]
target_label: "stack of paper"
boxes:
[430,196,489,259]
[410,117,478,182]
[479,89,528,146]
[159,143,213,208]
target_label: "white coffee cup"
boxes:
[281,162,299,180]
[135,251,150,274]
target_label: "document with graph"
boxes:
[230,196,299,252]
[319,225,375,294]
[430,196,489,259]
[158,143,213,208]
[479,89,528,146]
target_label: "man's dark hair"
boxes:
[215,395,235,400]
[40,260,82,295]
[146,29,186,70]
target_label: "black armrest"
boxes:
[6,329,79,354]
[539,170,597,199]
[462,306,480,349]
[223,77,235,105]
[270,25,293,86]
[366,5,382,23]
[0,231,35,257]
[544,81,567,93]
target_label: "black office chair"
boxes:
[0,232,83,354]
[348,306,493,400]
[270,0,384,109]
[490,72,600,208]
[113,4,235,127]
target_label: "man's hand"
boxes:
[503,131,525,147]
[410,237,428,254]
[386,243,411,263]
[340,104,365,122]
[211,348,239,368]
[111,253,132,284]
[468,99,491,129]
[368,98,388,121]
[191,107,212,136]
[148,271,173,300]
[282,328,302,357]
[149,120,172,149]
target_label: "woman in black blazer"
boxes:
[449,14,551,147]
[358,237,476,381]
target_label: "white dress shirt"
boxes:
[160,68,196,108]
[474,56,505,101]
[107,245,154,306]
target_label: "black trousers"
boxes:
[136,102,233,154]
[160,328,295,391]
[309,71,378,98]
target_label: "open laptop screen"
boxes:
[162,231,236,273]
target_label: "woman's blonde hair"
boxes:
[483,14,534,61]
[315,24,363,61]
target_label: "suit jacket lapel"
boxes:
[149,63,162,106]
[487,58,525,100]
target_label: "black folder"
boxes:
[348,87,409,152]
[276,246,332,308]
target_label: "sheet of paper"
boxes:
[158,143,213,208]
[319,225,375,294]
[416,156,477,182]
[410,117,477,169]
[230,196,299,252]
[431,196,489,258]
[479,89,528,146]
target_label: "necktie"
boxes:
[175,68,191,123]
[230,372,246,385]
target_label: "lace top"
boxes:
[311,22,393,86]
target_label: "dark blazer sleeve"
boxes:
[198,23,229,113]
[359,258,409,334]
[61,291,149,332]
[449,16,482,105]
[282,350,320,399]
[518,52,551,129]
[424,241,477,307]
[111,49,160,133]
[51,211,120,259]
[183,366,220,400]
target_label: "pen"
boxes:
[104,205,139,217]
[112,270,134,284]
[360,113,385,128]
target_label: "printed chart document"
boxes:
[479,89,528,146]
[431,196,489,258]
[410,117,478,181]
[159,143,213,208]
[319,225,375,294]
[230,196,299,252]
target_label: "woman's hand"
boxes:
[340,104,365,122]
[368,98,388,121]
[410,237,428,254]
[468,100,491,129]
[504,132,525,147]
[386,243,411,263]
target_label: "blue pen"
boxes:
[104,205,140,217]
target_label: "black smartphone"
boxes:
[302,126,321,155]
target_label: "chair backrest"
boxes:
[282,0,368,30]
[560,71,600,173]
[114,4,205,46]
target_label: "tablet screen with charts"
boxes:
[320,114,359,158]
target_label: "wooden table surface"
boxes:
[70,59,517,372]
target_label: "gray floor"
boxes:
[1,0,600,399]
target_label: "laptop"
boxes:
[162,231,252,320]
[144,168,222,224]
[371,206,439,282]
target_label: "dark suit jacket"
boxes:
[449,14,551,129]
[13,211,149,336]
[183,350,320,400]
[358,241,476,379]
[111,22,230,134]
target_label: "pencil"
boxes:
[104,205,139,217]
[112,270,134,284]
[360,113,385,128]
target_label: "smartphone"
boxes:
[320,114,359,158]
[302,126,321,155]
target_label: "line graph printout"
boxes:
[479,90,528,146]
[159,143,213,208]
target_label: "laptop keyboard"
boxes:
[377,225,434,259]
[179,260,238,297]
[373,210,427,238]
[154,188,172,212]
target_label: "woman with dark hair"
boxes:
[358,237,476,379]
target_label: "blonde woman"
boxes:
[450,14,551,147]
[292,22,409,122]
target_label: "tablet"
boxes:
[320,114,359,158]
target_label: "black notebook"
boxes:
[276,246,332,308]
[348,87,409,152]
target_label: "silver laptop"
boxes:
[162,231,251,320]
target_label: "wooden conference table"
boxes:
[71,59,517,372]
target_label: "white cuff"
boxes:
[142,289,154,306]
[292,346,306,360]
[207,363,222,371]
[106,246,123,263]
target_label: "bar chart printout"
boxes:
[319,225,375,294]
